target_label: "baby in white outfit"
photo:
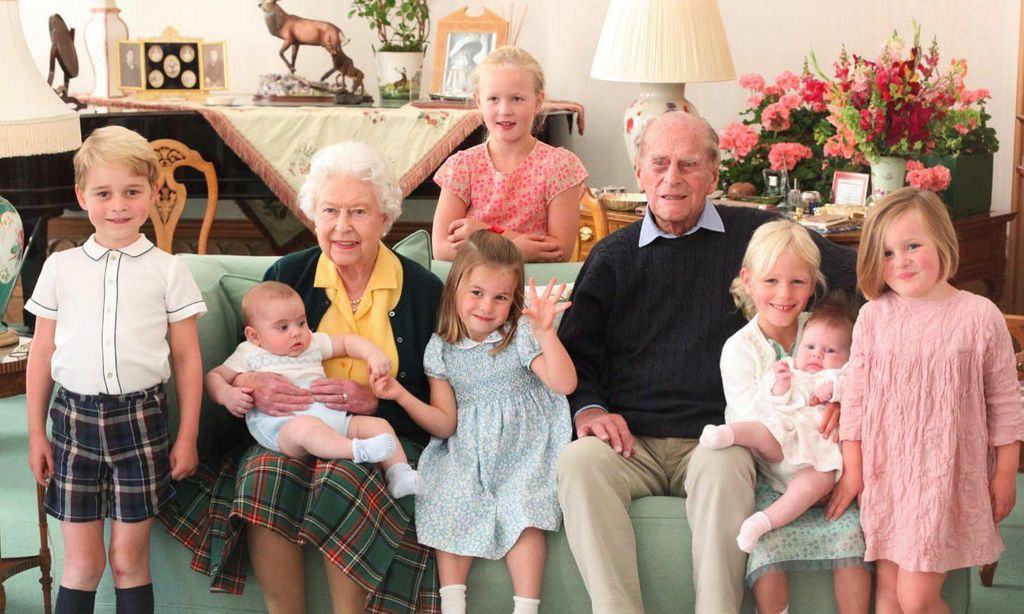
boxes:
[206,281,418,498]
[702,306,852,552]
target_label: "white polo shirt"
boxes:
[26,235,207,395]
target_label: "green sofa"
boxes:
[94,237,970,613]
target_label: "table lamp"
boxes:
[0,0,82,346]
[591,0,735,164]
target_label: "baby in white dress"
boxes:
[205,281,418,498]
[702,305,852,552]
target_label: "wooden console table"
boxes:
[578,204,1017,301]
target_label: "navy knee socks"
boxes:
[55,586,96,614]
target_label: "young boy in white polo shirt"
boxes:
[25,125,207,614]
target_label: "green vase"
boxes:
[921,152,993,219]
[869,156,908,198]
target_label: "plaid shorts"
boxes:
[46,385,174,523]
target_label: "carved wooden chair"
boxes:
[150,139,218,254]
[978,314,1024,587]
[572,186,607,262]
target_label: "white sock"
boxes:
[439,584,466,614]
[512,595,540,614]
[351,433,395,463]
[699,424,735,449]
[385,463,420,498]
[737,511,773,553]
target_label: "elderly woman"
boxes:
[172,142,442,613]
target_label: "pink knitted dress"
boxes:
[433,141,588,234]
[840,291,1024,572]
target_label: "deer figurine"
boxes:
[322,48,365,95]
[258,0,346,74]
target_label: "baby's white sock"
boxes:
[699,424,735,449]
[351,433,395,463]
[385,463,420,498]
[737,511,773,553]
[512,595,540,614]
[438,584,466,614]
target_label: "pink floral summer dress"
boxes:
[433,141,588,234]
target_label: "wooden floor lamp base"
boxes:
[0,484,52,613]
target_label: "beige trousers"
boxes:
[556,435,756,614]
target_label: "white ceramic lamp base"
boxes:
[622,83,696,164]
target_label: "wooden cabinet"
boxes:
[578,202,1016,301]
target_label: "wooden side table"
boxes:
[0,337,53,614]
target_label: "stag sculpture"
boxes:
[322,48,365,95]
[259,0,346,74]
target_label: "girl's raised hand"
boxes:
[522,277,571,333]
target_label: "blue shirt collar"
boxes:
[638,197,724,247]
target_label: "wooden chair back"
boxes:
[150,139,218,254]
[1006,314,1024,382]
[572,186,608,262]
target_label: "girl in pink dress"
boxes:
[432,47,588,262]
[830,187,1024,612]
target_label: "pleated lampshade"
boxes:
[0,0,82,157]
[591,0,734,161]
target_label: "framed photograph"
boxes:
[431,7,508,98]
[117,41,144,90]
[831,171,870,206]
[199,41,228,90]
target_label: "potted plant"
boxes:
[348,0,430,102]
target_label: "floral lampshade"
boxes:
[0,0,83,345]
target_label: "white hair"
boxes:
[297,141,403,231]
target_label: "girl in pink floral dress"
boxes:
[432,47,588,262]
[831,187,1024,612]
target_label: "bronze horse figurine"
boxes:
[259,0,345,73]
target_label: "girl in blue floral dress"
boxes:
[372,230,575,614]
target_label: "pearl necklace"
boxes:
[349,297,362,312]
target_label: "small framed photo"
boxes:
[199,41,228,90]
[117,40,144,90]
[431,8,508,98]
[831,171,870,206]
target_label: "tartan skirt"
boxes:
[160,439,439,613]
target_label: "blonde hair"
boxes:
[471,46,546,134]
[437,230,525,354]
[730,219,827,319]
[73,126,159,188]
[470,46,545,96]
[856,187,958,300]
[242,281,301,326]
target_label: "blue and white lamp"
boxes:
[0,0,83,346]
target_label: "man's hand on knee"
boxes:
[575,409,635,458]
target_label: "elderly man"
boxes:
[556,111,857,613]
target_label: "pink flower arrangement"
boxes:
[768,143,813,171]
[905,160,952,191]
[720,67,866,198]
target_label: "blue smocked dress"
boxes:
[415,317,571,559]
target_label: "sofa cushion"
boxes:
[391,229,432,270]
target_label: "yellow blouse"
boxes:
[314,242,402,384]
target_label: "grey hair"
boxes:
[635,111,720,168]
[297,141,403,232]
